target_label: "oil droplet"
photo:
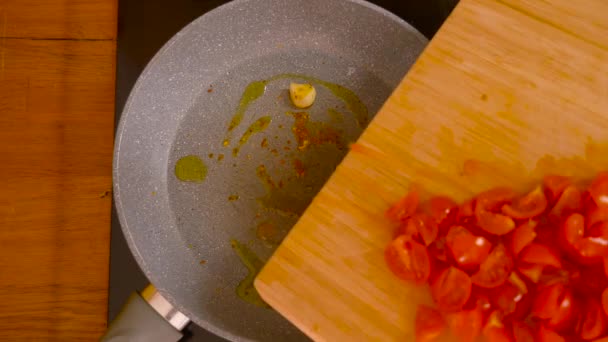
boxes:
[217,154,225,161]
[260,137,268,148]
[230,239,268,308]
[228,194,239,201]
[174,155,207,182]
[227,80,268,132]
[208,153,214,158]
[256,165,276,189]
[232,116,272,157]
[327,108,344,123]
[199,260,207,265]
[293,159,306,178]
[222,139,230,147]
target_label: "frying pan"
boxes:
[104,0,426,340]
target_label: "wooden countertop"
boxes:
[0,1,117,339]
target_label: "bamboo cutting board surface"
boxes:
[255,0,608,340]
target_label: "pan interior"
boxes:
[114,0,427,341]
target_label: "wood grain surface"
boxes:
[0,1,117,340]
[255,0,608,340]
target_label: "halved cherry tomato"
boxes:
[562,213,585,246]
[589,172,608,208]
[512,321,535,342]
[396,213,439,245]
[415,305,446,342]
[502,186,548,219]
[550,185,582,219]
[519,243,562,269]
[532,284,575,330]
[481,311,510,342]
[537,325,565,342]
[431,267,472,312]
[602,288,608,317]
[384,235,430,284]
[476,187,517,212]
[457,198,475,221]
[446,305,483,342]
[493,282,527,316]
[589,221,608,239]
[472,244,513,288]
[386,190,419,222]
[428,236,449,263]
[425,196,457,226]
[477,210,516,236]
[543,175,572,202]
[511,220,538,256]
[573,237,608,264]
[446,226,492,267]
[577,300,607,340]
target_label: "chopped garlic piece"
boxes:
[289,82,316,108]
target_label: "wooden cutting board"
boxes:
[255,0,608,340]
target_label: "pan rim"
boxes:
[113,0,427,340]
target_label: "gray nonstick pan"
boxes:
[104,0,427,341]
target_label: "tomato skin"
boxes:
[589,171,608,208]
[386,190,419,222]
[517,263,543,283]
[477,210,517,236]
[537,325,565,342]
[562,213,585,246]
[397,213,439,246]
[446,306,483,342]
[446,225,492,267]
[472,244,513,288]
[532,284,575,330]
[602,288,608,318]
[384,235,430,284]
[573,237,608,264]
[577,300,607,340]
[587,206,608,229]
[550,185,583,219]
[502,186,548,219]
[604,258,608,278]
[544,175,572,202]
[426,196,457,226]
[431,267,472,312]
[511,220,537,256]
[415,305,446,342]
[512,322,535,342]
[519,243,562,268]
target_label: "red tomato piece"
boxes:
[511,220,538,256]
[384,235,430,284]
[577,300,607,340]
[431,266,472,312]
[512,322,535,342]
[472,244,513,288]
[493,282,527,316]
[519,243,562,268]
[517,263,543,283]
[543,175,572,202]
[573,237,608,264]
[477,210,516,236]
[386,190,419,222]
[537,325,565,342]
[446,226,492,267]
[562,213,585,246]
[446,306,483,342]
[457,199,475,221]
[481,311,510,342]
[411,213,439,246]
[589,171,608,208]
[426,196,457,225]
[602,288,608,318]
[415,305,446,342]
[476,187,517,212]
[587,206,608,229]
[502,186,548,219]
[604,258,608,278]
[532,284,575,330]
[550,185,582,219]
[591,337,608,342]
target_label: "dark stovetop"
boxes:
[109,0,457,340]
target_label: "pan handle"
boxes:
[100,284,190,342]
